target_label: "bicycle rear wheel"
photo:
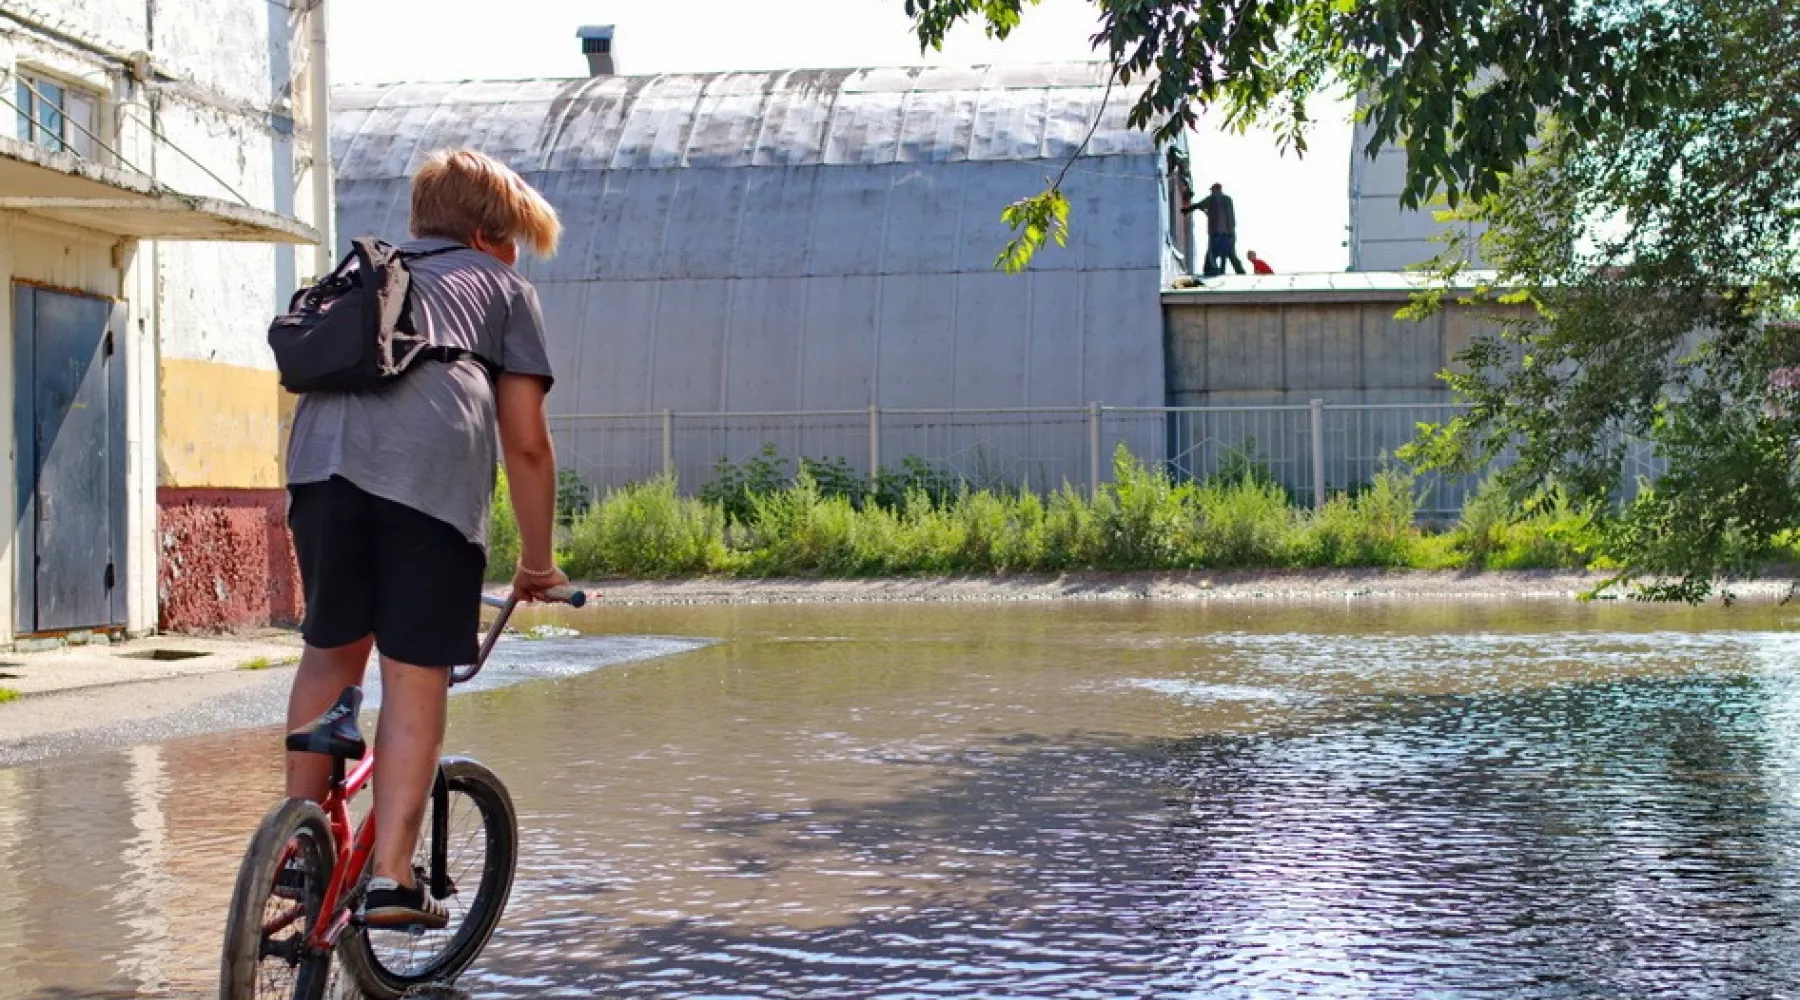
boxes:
[220,798,336,1000]
[338,757,518,999]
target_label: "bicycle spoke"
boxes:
[240,819,330,999]
[365,785,491,976]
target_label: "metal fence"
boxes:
[550,402,1664,516]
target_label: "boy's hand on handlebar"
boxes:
[512,562,571,602]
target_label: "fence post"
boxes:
[1309,398,1326,510]
[868,403,881,480]
[1088,400,1102,500]
[661,408,674,478]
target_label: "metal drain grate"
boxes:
[118,649,210,662]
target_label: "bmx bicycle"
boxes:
[219,586,587,1000]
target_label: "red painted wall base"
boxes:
[158,487,301,633]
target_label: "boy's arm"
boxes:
[495,371,564,592]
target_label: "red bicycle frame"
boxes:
[308,751,380,950]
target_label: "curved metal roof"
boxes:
[330,64,1172,490]
[333,63,1150,180]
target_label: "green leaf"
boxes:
[994,188,1072,273]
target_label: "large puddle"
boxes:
[5,600,1800,997]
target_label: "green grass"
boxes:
[0,687,19,704]
[237,655,299,672]
[489,446,1613,579]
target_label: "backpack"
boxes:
[267,237,497,394]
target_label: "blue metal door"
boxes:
[13,284,126,633]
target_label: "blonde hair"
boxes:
[410,149,561,257]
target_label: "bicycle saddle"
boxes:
[285,686,367,759]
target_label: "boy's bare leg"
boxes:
[284,636,376,801]
[370,656,451,885]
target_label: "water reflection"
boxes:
[4,601,1800,998]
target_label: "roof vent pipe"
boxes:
[577,25,615,77]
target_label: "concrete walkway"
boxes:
[0,630,302,699]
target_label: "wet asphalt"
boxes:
[0,633,707,768]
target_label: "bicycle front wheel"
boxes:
[338,757,519,999]
[220,798,336,1000]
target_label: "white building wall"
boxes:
[0,0,326,638]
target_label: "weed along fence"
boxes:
[546,402,1666,517]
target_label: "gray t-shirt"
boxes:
[285,238,553,551]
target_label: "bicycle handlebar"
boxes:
[454,585,591,686]
[479,584,587,610]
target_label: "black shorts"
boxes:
[288,476,485,667]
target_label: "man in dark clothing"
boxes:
[1184,182,1245,276]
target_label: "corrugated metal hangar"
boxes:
[332,63,1185,483]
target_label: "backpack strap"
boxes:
[397,243,498,382]
[424,345,500,382]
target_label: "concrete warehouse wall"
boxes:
[1163,287,1521,407]
[1346,111,1487,272]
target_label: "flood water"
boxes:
[5,600,1800,998]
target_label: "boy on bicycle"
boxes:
[282,148,569,928]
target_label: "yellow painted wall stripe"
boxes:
[158,358,293,490]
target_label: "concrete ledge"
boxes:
[0,631,302,698]
[1162,269,1504,305]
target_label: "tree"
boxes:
[915,0,1800,598]
[906,0,1705,270]
[1408,0,1800,600]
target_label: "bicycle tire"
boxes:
[220,798,337,1000]
[337,757,518,999]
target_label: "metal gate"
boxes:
[13,283,127,633]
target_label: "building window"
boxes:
[15,71,98,158]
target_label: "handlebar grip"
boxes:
[544,585,587,608]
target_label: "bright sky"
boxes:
[329,0,1352,272]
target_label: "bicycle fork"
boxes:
[429,768,451,900]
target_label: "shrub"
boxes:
[1454,476,1514,566]
[1194,477,1296,567]
[513,447,1683,579]
[487,467,522,583]
[1098,446,1199,568]
[988,489,1048,570]
[871,455,962,511]
[1300,467,1421,567]
[1214,441,1280,488]
[556,469,595,523]
[562,476,725,578]
[702,443,790,523]
[741,471,848,574]
[1460,481,1600,570]
[705,444,965,519]
[798,455,867,502]
[1039,484,1104,570]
